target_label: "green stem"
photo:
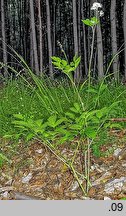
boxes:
[86,26,96,108]
[69,76,85,111]
[62,50,69,63]
[84,151,87,178]
[70,164,87,196]
[88,26,96,88]
[71,140,80,165]
[87,138,91,193]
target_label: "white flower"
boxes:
[91,2,102,11]
[99,10,104,17]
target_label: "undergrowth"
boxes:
[0,78,126,155]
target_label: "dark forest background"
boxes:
[0,0,126,81]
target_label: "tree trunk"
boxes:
[53,0,56,55]
[96,23,104,80]
[29,0,39,75]
[1,0,8,77]
[72,0,79,82]
[30,29,34,70]
[38,0,43,75]
[110,0,119,80]
[46,0,53,78]
[123,0,126,80]
[81,0,88,76]
[78,0,82,79]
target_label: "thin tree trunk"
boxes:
[110,0,119,80]
[29,0,39,75]
[81,0,88,76]
[72,0,79,82]
[53,0,56,55]
[78,1,81,57]
[38,0,43,75]
[123,0,126,80]
[46,0,53,78]
[78,0,82,79]
[30,29,34,70]
[1,0,8,77]
[96,23,104,79]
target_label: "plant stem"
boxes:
[87,138,91,193]
[62,50,69,63]
[84,151,87,178]
[70,77,85,111]
[88,26,96,88]
[70,164,87,196]
[71,140,80,165]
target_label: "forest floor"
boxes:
[0,130,126,200]
[1,80,126,200]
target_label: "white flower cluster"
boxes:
[91,2,104,17]
[91,2,102,10]
[99,10,104,17]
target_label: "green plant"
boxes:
[10,88,121,195]
[51,55,81,82]
[51,55,84,110]
[50,3,124,194]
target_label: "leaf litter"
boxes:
[0,131,126,200]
